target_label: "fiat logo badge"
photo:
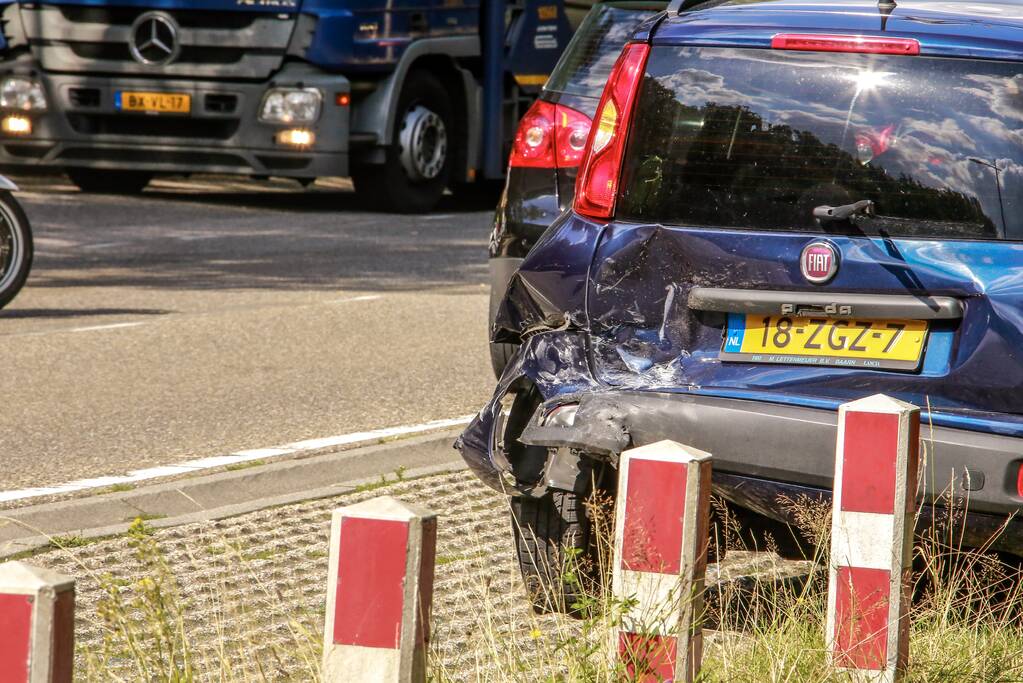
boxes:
[801,241,839,284]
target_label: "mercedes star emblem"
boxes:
[129,12,181,66]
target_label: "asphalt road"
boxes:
[0,173,497,494]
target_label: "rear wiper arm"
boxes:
[814,199,875,225]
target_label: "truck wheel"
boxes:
[65,168,152,194]
[511,488,601,615]
[0,192,32,310]
[352,71,452,213]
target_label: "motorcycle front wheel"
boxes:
[0,191,32,310]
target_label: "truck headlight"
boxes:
[0,78,47,111]
[259,88,322,124]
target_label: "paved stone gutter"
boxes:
[26,469,807,681]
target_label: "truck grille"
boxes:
[18,5,296,80]
[66,113,240,140]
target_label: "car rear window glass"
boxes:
[546,4,662,98]
[617,47,1023,240]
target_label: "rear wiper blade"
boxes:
[814,199,875,225]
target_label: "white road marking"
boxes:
[32,237,79,249]
[70,322,146,333]
[174,234,224,242]
[3,294,385,338]
[83,241,130,250]
[0,415,474,504]
[328,295,381,304]
[1,322,148,339]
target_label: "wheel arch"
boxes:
[350,37,480,180]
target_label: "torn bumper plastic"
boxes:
[456,328,1023,553]
[454,329,599,492]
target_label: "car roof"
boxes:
[647,1,1023,62]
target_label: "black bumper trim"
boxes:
[533,391,1023,518]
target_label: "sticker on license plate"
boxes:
[720,313,928,370]
[115,91,191,114]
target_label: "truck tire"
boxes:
[352,70,452,213]
[66,168,152,194]
[0,192,32,310]
[511,488,600,615]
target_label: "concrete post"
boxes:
[827,394,920,683]
[0,561,75,683]
[612,440,712,683]
[322,495,437,683]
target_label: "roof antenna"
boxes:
[878,0,897,31]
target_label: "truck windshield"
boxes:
[617,47,1023,240]
[546,4,663,98]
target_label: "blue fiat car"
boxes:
[458,0,1023,610]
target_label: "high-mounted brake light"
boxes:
[574,42,650,220]
[509,100,592,169]
[771,34,920,56]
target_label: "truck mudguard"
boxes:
[350,36,481,149]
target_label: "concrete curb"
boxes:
[0,430,467,560]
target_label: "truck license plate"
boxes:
[116,91,191,114]
[720,313,928,371]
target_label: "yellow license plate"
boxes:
[720,314,928,370]
[117,91,191,114]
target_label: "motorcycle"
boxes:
[0,175,31,310]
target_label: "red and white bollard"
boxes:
[827,394,920,683]
[0,561,75,683]
[322,495,437,683]
[612,440,712,683]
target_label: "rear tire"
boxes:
[725,502,817,560]
[352,70,452,213]
[489,267,518,378]
[66,168,152,194]
[490,342,518,378]
[0,192,32,310]
[511,488,601,615]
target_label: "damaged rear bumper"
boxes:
[456,330,1023,554]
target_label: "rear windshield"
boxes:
[617,47,1023,240]
[546,3,663,98]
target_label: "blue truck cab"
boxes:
[0,0,573,211]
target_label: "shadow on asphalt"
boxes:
[17,178,496,294]
[138,184,504,214]
[0,307,172,319]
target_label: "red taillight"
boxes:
[1017,463,1023,498]
[509,100,592,169]
[554,105,592,168]
[771,34,920,55]
[574,42,650,220]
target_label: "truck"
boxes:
[0,0,579,212]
